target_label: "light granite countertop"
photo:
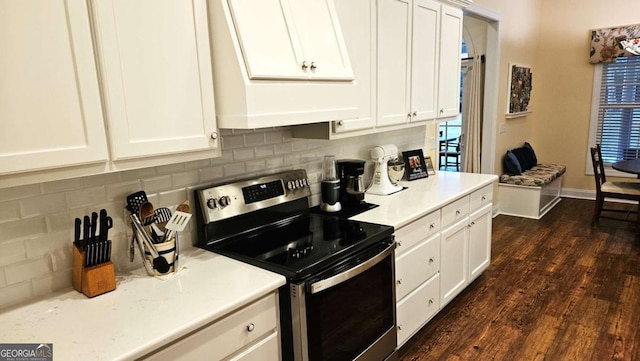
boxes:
[0,248,286,361]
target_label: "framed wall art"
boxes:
[401,150,428,180]
[506,63,533,118]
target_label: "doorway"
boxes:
[438,7,500,174]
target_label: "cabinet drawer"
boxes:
[395,233,440,300]
[396,273,440,347]
[441,196,469,227]
[227,331,279,361]
[144,293,278,361]
[395,210,440,256]
[470,184,493,212]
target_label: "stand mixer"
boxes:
[367,144,404,195]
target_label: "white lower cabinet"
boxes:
[440,217,469,307]
[143,293,280,361]
[395,183,493,347]
[469,203,493,280]
[396,273,440,345]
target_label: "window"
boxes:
[592,56,640,164]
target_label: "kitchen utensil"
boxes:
[83,215,90,249]
[74,218,81,248]
[130,214,170,273]
[163,211,192,242]
[126,191,148,215]
[367,144,404,195]
[337,159,366,205]
[154,207,172,224]
[90,211,98,242]
[172,202,189,271]
[320,155,341,212]
[139,201,155,226]
[126,191,148,262]
[387,160,405,185]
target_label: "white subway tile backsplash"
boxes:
[0,200,20,224]
[0,184,40,201]
[40,178,82,194]
[66,186,107,209]
[199,166,224,183]
[0,282,32,310]
[0,217,47,241]
[20,193,67,218]
[141,176,174,194]
[244,133,266,147]
[222,134,244,149]
[233,148,255,161]
[5,258,50,285]
[172,171,199,188]
[0,126,426,311]
[0,240,27,267]
[224,163,246,177]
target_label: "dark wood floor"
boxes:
[398,198,640,361]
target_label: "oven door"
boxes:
[291,240,397,361]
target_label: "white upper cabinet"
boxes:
[91,0,218,160]
[411,0,440,121]
[0,0,108,175]
[377,0,439,127]
[229,0,353,81]
[210,0,358,128]
[437,3,463,119]
[377,0,411,127]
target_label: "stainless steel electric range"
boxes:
[195,170,397,361]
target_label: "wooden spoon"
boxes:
[139,201,155,226]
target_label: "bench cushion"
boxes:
[500,163,566,186]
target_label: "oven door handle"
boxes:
[309,243,394,294]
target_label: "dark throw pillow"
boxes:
[504,151,522,175]
[523,142,538,165]
[511,147,534,171]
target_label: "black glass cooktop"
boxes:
[309,201,379,219]
[204,213,393,282]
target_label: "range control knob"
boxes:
[218,195,231,207]
[206,198,217,209]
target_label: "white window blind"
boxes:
[596,56,640,163]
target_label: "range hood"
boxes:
[208,0,358,129]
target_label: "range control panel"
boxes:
[196,169,311,224]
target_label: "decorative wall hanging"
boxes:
[589,23,640,64]
[506,63,532,118]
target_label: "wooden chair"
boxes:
[590,144,640,225]
[439,137,461,171]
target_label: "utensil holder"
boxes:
[72,246,116,298]
[143,237,176,276]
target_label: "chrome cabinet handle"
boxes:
[397,279,402,285]
[310,243,394,294]
[310,62,317,70]
[247,323,255,332]
[210,131,218,140]
[456,209,461,215]
[301,61,309,70]
[429,257,435,263]
[429,223,435,229]
[428,298,435,304]
[412,111,417,117]
[440,108,444,113]
[337,120,344,127]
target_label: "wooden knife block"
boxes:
[72,246,116,298]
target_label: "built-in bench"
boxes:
[498,143,566,219]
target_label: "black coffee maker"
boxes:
[337,159,366,206]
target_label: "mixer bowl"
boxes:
[387,162,405,185]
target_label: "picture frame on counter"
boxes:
[402,150,428,181]
[425,156,436,176]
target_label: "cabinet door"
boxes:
[228,0,305,79]
[436,3,463,119]
[91,0,218,160]
[0,0,108,175]
[410,0,439,122]
[332,0,376,133]
[377,0,411,127]
[469,203,492,281]
[440,217,469,307]
[287,0,354,80]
